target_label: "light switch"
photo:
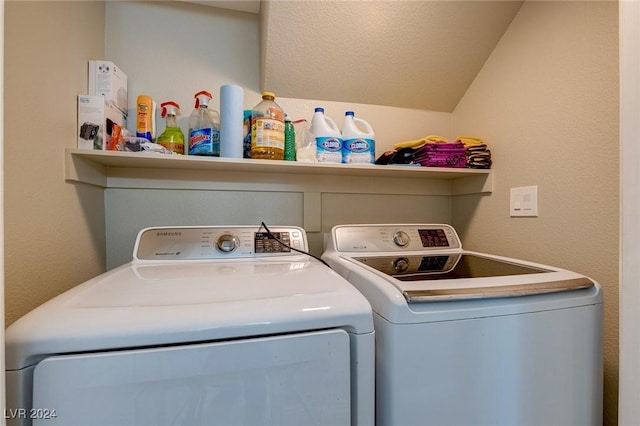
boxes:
[510,186,538,217]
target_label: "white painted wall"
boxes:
[1,0,6,418]
[619,2,640,424]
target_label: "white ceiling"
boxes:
[182,0,523,112]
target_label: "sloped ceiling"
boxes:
[179,0,261,14]
[260,1,524,112]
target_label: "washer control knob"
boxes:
[392,231,410,247]
[393,257,410,273]
[216,234,238,253]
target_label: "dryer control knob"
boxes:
[392,231,410,247]
[393,257,410,273]
[216,234,239,253]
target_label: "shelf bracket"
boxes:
[452,172,493,195]
[65,151,108,187]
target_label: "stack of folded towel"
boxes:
[375,135,466,168]
[376,135,493,169]
[413,141,466,167]
[456,136,492,169]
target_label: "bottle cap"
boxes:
[160,101,180,118]
[345,111,355,116]
[314,107,325,113]
[137,95,153,104]
[262,91,276,99]
[194,90,213,108]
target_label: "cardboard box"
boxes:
[77,95,127,150]
[88,60,128,115]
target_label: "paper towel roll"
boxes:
[220,84,244,158]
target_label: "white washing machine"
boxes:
[5,225,375,426]
[322,223,603,426]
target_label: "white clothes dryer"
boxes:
[5,225,375,426]
[322,223,603,426]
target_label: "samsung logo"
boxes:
[156,231,182,237]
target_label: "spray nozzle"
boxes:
[160,101,181,118]
[194,90,213,108]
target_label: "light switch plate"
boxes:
[510,186,538,217]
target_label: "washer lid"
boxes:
[350,253,594,302]
[5,257,373,370]
[353,253,551,280]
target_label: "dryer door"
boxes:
[29,329,351,426]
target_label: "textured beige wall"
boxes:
[106,0,455,154]
[452,2,619,424]
[4,1,107,326]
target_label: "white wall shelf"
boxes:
[65,148,492,193]
[65,148,492,231]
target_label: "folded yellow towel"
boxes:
[393,135,448,150]
[455,136,484,147]
[392,139,425,150]
[425,135,448,143]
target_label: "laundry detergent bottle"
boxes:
[188,90,220,156]
[342,111,375,164]
[157,101,185,154]
[310,107,342,163]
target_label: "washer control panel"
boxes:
[332,224,461,253]
[134,226,307,260]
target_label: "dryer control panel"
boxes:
[134,226,307,260]
[332,224,461,253]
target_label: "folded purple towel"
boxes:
[422,159,467,168]
[415,153,466,168]
[425,142,466,152]
[378,141,470,168]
